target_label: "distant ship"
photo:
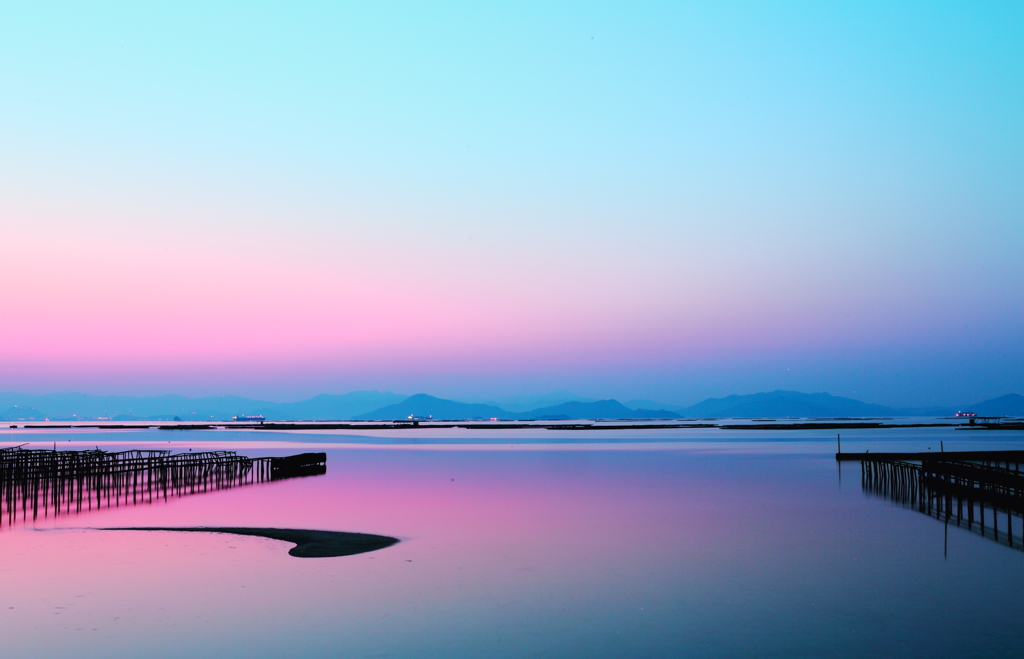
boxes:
[233,414,266,422]
[954,411,976,418]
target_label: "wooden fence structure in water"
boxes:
[0,446,326,528]
[861,456,1024,551]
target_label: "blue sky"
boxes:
[0,1,1021,406]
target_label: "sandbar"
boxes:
[101,527,400,557]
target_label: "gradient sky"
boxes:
[1,1,1022,406]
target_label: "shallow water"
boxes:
[2,428,1023,658]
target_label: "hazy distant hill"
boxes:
[624,399,686,414]
[0,392,281,420]
[353,394,509,420]
[464,391,598,414]
[254,392,407,420]
[890,406,956,417]
[518,399,679,420]
[0,406,48,421]
[970,394,1024,416]
[0,391,405,421]
[681,390,894,418]
[356,396,681,421]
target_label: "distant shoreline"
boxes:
[7,418,1021,431]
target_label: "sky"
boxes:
[1,1,1022,407]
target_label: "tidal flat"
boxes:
[2,426,1024,658]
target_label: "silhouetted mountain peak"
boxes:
[970,393,1024,416]
[352,394,507,421]
[682,390,893,418]
[518,399,679,420]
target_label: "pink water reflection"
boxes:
[2,438,1024,658]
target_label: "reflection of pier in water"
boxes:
[0,446,326,528]
[859,454,1024,552]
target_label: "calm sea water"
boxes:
[2,427,1023,658]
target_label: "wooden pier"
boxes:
[857,452,1024,551]
[837,449,1024,462]
[0,446,325,528]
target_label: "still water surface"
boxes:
[1,428,1023,658]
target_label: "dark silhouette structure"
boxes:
[859,454,1024,551]
[0,446,325,528]
[102,527,398,558]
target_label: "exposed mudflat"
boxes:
[101,527,400,557]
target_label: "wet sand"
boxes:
[101,527,400,557]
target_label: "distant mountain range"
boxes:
[972,394,1024,417]
[0,391,406,421]
[352,394,508,421]
[1,390,1021,422]
[458,391,599,413]
[335,391,1024,420]
[351,395,679,421]
[681,391,894,418]
[515,399,679,420]
[663,390,1024,419]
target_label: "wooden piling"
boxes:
[856,452,1024,551]
[0,447,326,528]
